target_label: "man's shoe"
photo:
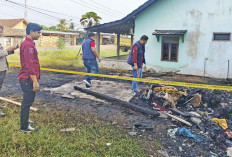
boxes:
[21,126,39,133]
[0,112,5,117]
[28,124,35,131]
[21,129,32,133]
[83,80,92,87]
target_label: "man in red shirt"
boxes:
[18,23,42,132]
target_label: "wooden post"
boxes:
[117,34,120,59]
[131,35,134,47]
[0,97,38,112]
[50,34,52,47]
[74,86,160,117]
[96,32,100,56]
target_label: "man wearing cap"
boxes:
[0,25,19,117]
[127,35,149,95]
[18,23,42,132]
[82,33,101,89]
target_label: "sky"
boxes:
[0,0,147,29]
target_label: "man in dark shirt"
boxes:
[18,23,42,132]
[81,33,101,89]
[127,35,149,95]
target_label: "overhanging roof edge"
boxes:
[85,0,160,33]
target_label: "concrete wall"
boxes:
[39,35,59,47]
[38,35,77,47]
[134,0,232,78]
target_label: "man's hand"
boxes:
[7,45,19,55]
[13,44,19,50]
[134,64,138,71]
[6,47,14,52]
[98,57,101,62]
[33,81,40,92]
[30,75,39,92]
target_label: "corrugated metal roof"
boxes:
[152,30,187,35]
[41,30,79,36]
[152,30,188,42]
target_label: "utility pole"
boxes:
[24,0,28,20]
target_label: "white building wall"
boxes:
[135,0,232,78]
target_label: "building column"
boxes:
[11,37,13,46]
[50,34,52,47]
[131,35,134,47]
[117,34,120,59]
[96,32,100,56]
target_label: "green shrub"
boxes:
[57,38,65,49]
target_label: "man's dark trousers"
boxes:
[0,71,6,89]
[19,79,36,130]
[0,71,6,110]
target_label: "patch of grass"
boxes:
[99,48,129,58]
[0,104,154,156]
[7,48,129,68]
[7,49,83,68]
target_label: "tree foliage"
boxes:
[80,12,102,28]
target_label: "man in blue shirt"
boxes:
[82,33,101,89]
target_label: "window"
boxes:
[213,33,231,41]
[161,37,179,62]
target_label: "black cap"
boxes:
[88,32,95,38]
[140,35,149,41]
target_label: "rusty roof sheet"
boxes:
[0,19,27,28]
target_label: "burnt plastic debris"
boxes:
[129,84,232,156]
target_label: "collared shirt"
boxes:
[18,37,40,82]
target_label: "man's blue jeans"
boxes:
[131,66,143,93]
[83,59,99,87]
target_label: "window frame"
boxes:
[161,36,179,62]
[213,32,231,41]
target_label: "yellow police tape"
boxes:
[9,63,232,91]
[8,55,82,63]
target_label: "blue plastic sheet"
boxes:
[178,128,209,145]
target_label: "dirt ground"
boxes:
[0,67,230,157]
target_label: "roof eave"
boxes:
[84,0,159,34]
